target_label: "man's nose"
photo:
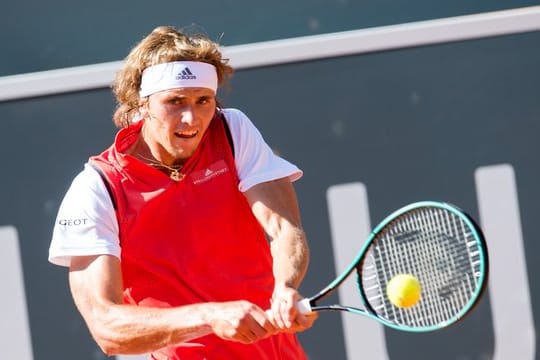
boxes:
[180,106,195,124]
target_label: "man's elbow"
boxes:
[87,321,135,356]
[92,329,125,356]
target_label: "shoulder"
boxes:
[219,108,264,143]
[61,164,113,211]
[218,109,303,191]
[220,108,249,122]
[71,164,107,193]
[220,108,258,130]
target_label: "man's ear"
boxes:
[138,100,149,118]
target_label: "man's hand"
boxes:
[208,301,277,344]
[268,284,317,333]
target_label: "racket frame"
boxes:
[302,201,489,332]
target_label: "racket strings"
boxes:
[360,206,484,328]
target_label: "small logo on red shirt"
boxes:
[191,160,229,185]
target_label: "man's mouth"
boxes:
[175,130,198,139]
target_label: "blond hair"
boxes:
[112,26,233,127]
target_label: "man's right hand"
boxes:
[208,301,278,344]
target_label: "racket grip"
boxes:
[296,298,312,314]
[265,298,313,317]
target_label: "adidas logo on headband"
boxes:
[176,67,196,80]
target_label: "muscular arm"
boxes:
[245,178,309,289]
[69,255,275,355]
[245,177,314,329]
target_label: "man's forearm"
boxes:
[270,226,309,289]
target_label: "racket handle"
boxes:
[265,298,313,317]
[296,298,312,314]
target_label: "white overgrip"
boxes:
[296,298,313,314]
[265,298,313,319]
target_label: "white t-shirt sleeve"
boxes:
[48,164,120,267]
[222,108,303,192]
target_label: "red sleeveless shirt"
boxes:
[90,114,307,359]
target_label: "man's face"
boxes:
[140,87,217,165]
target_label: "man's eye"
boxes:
[169,98,183,105]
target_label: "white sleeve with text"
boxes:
[48,164,120,267]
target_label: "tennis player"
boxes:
[48,25,316,359]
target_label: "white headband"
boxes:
[139,61,218,97]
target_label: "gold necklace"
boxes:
[136,154,184,181]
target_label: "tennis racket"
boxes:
[298,201,489,332]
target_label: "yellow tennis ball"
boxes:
[386,274,422,308]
